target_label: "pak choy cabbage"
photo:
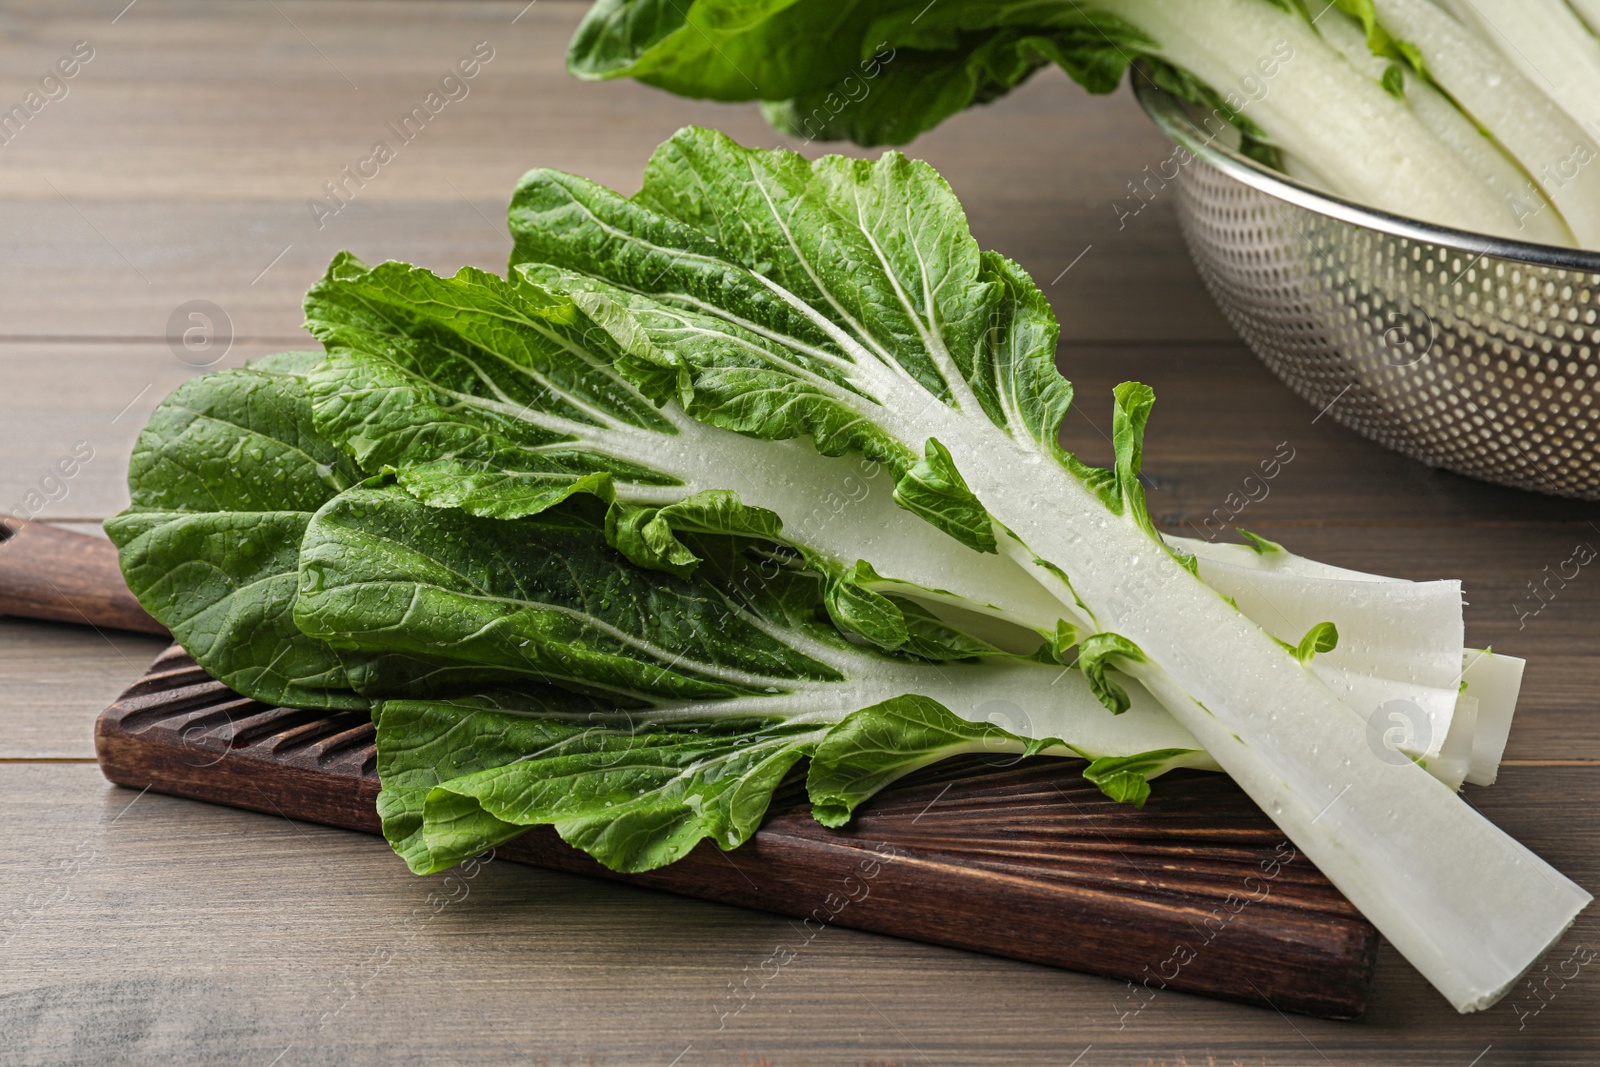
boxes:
[109,129,1587,1013]
[567,0,1600,249]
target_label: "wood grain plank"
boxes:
[0,763,1594,1065]
[0,1,1227,343]
[0,341,288,520]
[0,619,167,759]
[37,522,111,540]
[0,0,1592,1060]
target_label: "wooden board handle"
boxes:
[0,518,167,634]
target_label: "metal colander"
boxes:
[1134,80,1600,500]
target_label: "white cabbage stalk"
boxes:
[598,419,1075,630]
[1370,0,1600,246]
[907,396,1587,1014]
[1434,0,1600,136]
[1433,693,1478,792]
[1170,535,1522,786]
[1095,0,1532,238]
[614,408,1506,786]
[1274,148,1339,195]
[1311,7,1573,246]
[1460,648,1525,786]
[1571,0,1600,36]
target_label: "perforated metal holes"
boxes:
[1174,157,1600,500]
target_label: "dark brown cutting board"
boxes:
[95,644,1380,1019]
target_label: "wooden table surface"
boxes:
[3,3,1599,1064]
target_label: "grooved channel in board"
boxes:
[93,645,1381,1020]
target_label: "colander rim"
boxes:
[1131,74,1600,275]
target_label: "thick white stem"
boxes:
[928,409,1588,1013]
[1313,7,1573,246]
[1461,649,1525,786]
[1176,546,1464,760]
[598,416,1070,634]
[1573,0,1600,36]
[1097,0,1531,238]
[1168,533,1521,783]
[590,401,1501,786]
[1371,0,1600,246]
[1434,0,1600,136]
[645,642,1216,767]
